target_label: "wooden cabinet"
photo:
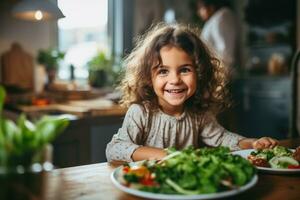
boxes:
[231,76,291,139]
[53,115,124,168]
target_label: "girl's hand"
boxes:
[252,137,278,149]
[132,146,167,161]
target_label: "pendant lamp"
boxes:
[12,0,65,21]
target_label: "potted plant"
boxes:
[87,51,116,88]
[0,86,69,199]
[37,48,65,84]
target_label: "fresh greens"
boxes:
[123,146,256,195]
[250,146,292,161]
[0,86,69,169]
[269,156,298,169]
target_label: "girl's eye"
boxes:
[180,67,192,74]
[157,69,168,75]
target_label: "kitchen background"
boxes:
[0,0,299,167]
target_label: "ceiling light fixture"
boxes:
[12,0,65,21]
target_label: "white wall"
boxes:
[132,0,193,38]
[0,4,57,57]
[0,1,58,81]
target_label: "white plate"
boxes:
[233,149,300,174]
[111,162,258,200]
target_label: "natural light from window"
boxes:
[57,0,109,81]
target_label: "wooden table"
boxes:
[53,138,300,200]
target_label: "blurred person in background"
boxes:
[197,0,239,77]
[197,0,240,131]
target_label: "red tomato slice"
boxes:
[140,178,155,186]
[287,165,300,169]
[123,166,130,173]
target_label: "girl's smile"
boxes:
[151,45,197,116]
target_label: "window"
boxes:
[57,0,109,81]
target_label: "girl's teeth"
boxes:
[167,89,184,93]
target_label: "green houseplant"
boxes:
[87,51,116,88]
[37,48,65,84]
[0,86,69,199]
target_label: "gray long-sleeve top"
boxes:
[106,104,245,162]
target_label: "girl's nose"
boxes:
[169,72,181,84]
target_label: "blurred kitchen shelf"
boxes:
[15,101,126,119]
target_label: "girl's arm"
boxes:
[106,104,149,162]
[238,138,256,149]
[238,137,278,149]
[132,146,167,161]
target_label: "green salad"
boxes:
[121,146,256,195]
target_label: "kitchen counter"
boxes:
[4,87,127,119]
[16,101,126,118]
[3,89,127,168]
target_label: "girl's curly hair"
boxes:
[118,23,230,115]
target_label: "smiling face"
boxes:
[151,45,197,116]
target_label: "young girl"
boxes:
[106,23,278,163]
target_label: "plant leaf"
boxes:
[36,115,69,145]
[0,85,6,113]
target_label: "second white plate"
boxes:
[233,149,300,174]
